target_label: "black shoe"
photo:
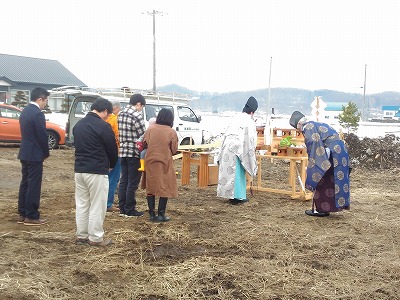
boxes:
[125,210,144,218]
[229,199,240,205]
[305,209,330,217]
[229,198,247,205]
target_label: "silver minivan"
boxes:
[65,93,204,147]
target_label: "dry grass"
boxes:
[0,147,400,299]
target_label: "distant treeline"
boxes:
[158,84,400,115]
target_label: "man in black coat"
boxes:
[18,87,50,226]
[73,97,118,247]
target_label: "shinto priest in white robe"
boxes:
[217,112,258,200]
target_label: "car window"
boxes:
[145,104,173,121]
[120,102,129,110]
[0,106,21,119]
[0,92,6,102]
[177,106,198,122]
[74,100,93,117]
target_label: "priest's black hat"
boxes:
[289,111,305,129]
[244,96,258,113]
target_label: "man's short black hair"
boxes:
[129,93,146,106]
[156,108,174,127]
[31,87,50,102]
[91,97,113,114]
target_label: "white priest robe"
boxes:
[217,112,258,199]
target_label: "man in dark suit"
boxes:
[17,87,50,226]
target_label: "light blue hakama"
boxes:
[233,157,247,200]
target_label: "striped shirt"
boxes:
[117,105,146,158]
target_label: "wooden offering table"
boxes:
[181,151,216,188]
[247,154,313,200]
[178,142,221,188]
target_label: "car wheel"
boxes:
[180,138,194,146]
[47,131,59,149]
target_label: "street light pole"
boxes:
[144,9,164,93]
[362,64,367,121]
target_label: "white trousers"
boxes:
[75,173,109,243]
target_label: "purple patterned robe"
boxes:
[302,121,350,212]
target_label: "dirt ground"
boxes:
[0,143,399,300]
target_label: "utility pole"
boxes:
[144,9,164,93]
[263,57,273,148]
[267,57,272,118]
[362,64,367,121]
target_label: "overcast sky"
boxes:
[2,0,399,94]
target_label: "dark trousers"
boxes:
[118,157,142,215]
[107,158,121,208]
[18,160,43,220]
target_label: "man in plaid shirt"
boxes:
[117,94,146,217]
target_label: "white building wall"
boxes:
[383,110,396,119]
[322,110,340,126]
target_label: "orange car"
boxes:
[0,103,65,149]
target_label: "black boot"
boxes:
[157,197,170,222]
[147,195,157,221]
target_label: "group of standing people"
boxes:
[16,89,351,248]
[73,94,178,246]
[116,94,178,222]
[16,89,178,247]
